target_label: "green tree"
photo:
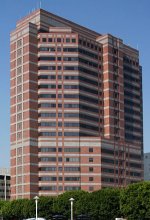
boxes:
[53,190,89,219]
[1,199,34,220]
[120,181,150,220]
[37,196,55,219]
[88,188,121,220]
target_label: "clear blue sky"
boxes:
[0,0,149,168]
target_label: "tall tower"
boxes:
[10,9,143,199]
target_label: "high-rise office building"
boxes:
[10,9,143,199]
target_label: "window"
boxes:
[66,38,70,43]
[39,186,56,191]
[58,75,62,79]
[48,38,52,42]
[65,186,81,191]
[40,148,56,152]
[89,177,93,181]
[83,41,86,46]
[89,148,93,153]
[17,147,22,155]
[17,76,22,84]
[42,38,47,42]
[39,84,56,89]
[79,39,82,44]
[89,167,93,172]
[64,167,80,171]
[17,85,22,93]
[89,186,94,191]
[58,122,62,126]
[39,113,56,117]
[17,104,22,111]
[17,58,22,66]
[102,158,115,164]
[58,57,61,61]
[40,157,57,162]
[64,113,78,118]
[39,94,56,98]
[17,39,22,47]
[101,149,114,155]
[17,132,22,140]
[17,48,22,56]
[39,103,56,108]
[39,176,57,181]
[40,167,57,171]
[102,168,117,174]
[64,132,79,136]
[78,66,98,78]
[89,158,93,162]
[64,177,80,181]
[78,48,98,59]
[63,47,78,52]
[39,132,56,136]
[64,94,78,99]
[63,57,78,61]
[17,67,22,75]
[64,148,80,152]
[64,66,78,71]
[17,113,22,121]
[57,47,61,52]
[38,75,56,80]
[58,94,62,98]
[17,94,22,102]
[57,38,61,42]
[64,103,79,108]
[39,66,56,70]
[72,38,76,43]
[102,177,115,183]
[38,56,55,61]
[65,157,80,162]
[17,122,22,130]
[58,186,63,191]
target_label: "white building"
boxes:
[0,168,10,200]
[144,153,150,181]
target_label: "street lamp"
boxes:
[69,198,74,220]
[34,196,39,220]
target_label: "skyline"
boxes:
[0,0,150,168]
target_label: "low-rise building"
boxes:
[144,153,150,181]
[0,168,10,200]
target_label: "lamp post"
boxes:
[4,174,6,201]
[69,198,74,220]
[34,196,39,220]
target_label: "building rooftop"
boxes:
[0,168,10,175]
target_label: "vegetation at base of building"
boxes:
[0,182,150,220]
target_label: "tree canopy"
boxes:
[0,182,150,220]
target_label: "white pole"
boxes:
[69,198,74,220]
[4,174,6,201]
[34,196,39,220]
[35,199,38,220]
[71,200,73,220]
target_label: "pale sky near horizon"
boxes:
[0,0,149,168]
